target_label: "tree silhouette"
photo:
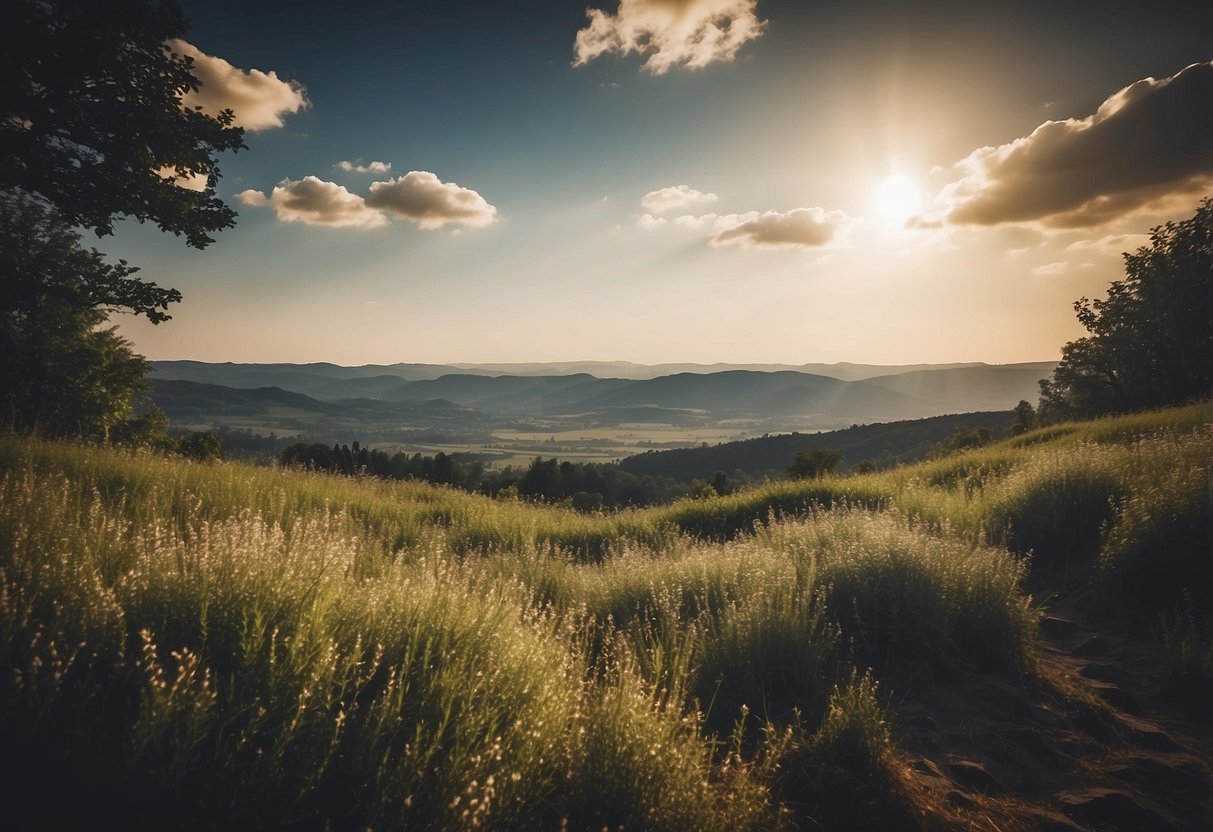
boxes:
[1039,199,1213,420]
[0,196,168,437]
[1006,400,1036,437]
[0,2,252,440]
[1,0,245,248]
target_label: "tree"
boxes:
[787,445,843,479]
[1,0,246,248]
[177,431,224,461]
[0,195,178,438]
[1039,199,1213,420]
[1,2,251,442]
[941,426,993,453]
[1006,400,1036,437]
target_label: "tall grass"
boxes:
[1,401,1207,827]
[0,465,773,829]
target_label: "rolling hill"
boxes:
[150,361,1055,426]
[619,411,1016,481]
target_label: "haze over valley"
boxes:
[150,359,1055,464]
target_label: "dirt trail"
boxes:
[895,578,1212,831]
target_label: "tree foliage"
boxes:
[279,445,690,511]
[0,2,249,440]
[1039,199,1213,420]
[1005,400,1036,437]
[787,446,843,479]
[0,195,179,438]
[1,0,246,248]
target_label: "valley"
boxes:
[149,359,1055,466]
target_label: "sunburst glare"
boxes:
[874,174,924,229]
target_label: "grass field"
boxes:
[1,402,1208,829]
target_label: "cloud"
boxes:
[1065,234,1150,256]
[574,0,766,74]
[638,210,720,230]
[237,189,268,206]
[935,61,1213,229]
[157,166,208,192]
[1031,261,1069,276]
[904,215,943,230]
[640,184,718,213]
[674,213,716,228]
[170,39,309,131]
[338,160,392,174]
[237,177,386,228]
[365,171,497,230]
[710,207,854,249]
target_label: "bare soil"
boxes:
[893,568,1212,831]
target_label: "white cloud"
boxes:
[170,39,309,131]
[1032,261,1069,276]
[674,213,716,228]
[710,207,854,249]
[157,166,208,192]
[237,189,268,206]
[935,61,1213,229]
[574,0,766,74]
[638,211,720,230]
[338,160,392,174]
[365,171,497,230]
[640,184,718,213]
[238,177,386,228]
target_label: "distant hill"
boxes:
[150,361,1056,427]
[150,379,352,419]
[566,370,937,421]
[862,363,1057,411]
[149,360,465,394]
[153,359,1056,385]
[618,411,1016,482]
[148,379,493,440]
[441,360,994,380]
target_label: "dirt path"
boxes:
[895,582,1213,831]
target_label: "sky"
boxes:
[110,0,1213,367]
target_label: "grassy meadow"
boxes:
[1,402,1209,829]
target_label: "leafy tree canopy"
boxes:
[0,195,177,438]
[1039,198,1213,420]
[787,446,843,479]
[0,0,245,248]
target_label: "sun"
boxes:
[874,174,924,228]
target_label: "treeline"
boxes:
[279,443,696,510]
[620,410,1015,483]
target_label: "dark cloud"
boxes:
[938,61,1213,229]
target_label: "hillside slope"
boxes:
[620,410,1014,481]
[1,402,1207,831]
